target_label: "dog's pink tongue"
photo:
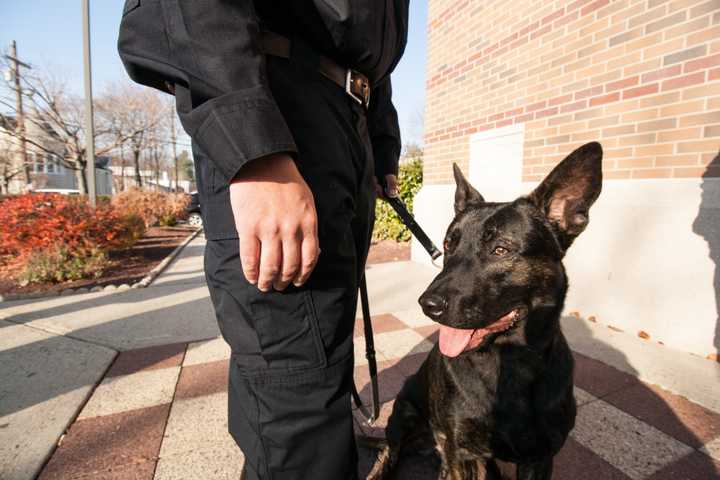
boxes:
[438,326,476,358]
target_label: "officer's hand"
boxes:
[373,174,399,199]
[229,154,319,292]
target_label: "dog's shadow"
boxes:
[355,318,718,479]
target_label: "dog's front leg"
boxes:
[516,457,552,480]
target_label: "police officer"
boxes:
[118,1,408,478]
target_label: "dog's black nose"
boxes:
[419,294,447,319]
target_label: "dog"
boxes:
[367,142,603,480]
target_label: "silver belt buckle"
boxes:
[345,70,370,107]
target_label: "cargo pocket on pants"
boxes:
[244,288,328,376]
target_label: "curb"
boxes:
[0,228,202,303]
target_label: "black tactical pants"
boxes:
[199,52,375,480]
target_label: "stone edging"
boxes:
[0,228,202,303]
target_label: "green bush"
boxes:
[372,158,423,242]
[18,246,107,285]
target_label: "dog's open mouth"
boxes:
[438,309,522,358]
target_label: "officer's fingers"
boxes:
[373,176,383,198]
[239,234,260,285]
[257,236,282,292]
[294,223,319,287]
[385,174,399,198]
[275,231,301,291]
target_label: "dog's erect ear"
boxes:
[529,142,603,251]
[453,163,484,214]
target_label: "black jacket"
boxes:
[117,0,408,182]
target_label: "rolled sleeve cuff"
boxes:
[191,88,297,182]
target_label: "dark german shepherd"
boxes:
[367,142,603,480]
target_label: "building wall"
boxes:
[424,0,719,183]
[418,0,720,358]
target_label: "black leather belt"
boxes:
[259,31,371,108]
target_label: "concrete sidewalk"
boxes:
[2,234,719,479]
[0,234,218,480]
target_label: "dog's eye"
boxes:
[492,246,509,256]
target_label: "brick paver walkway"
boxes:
[38,314,720,480]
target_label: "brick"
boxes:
[644,38,685,60]
[688,25,720,45]
[623,83,660,99]
[606,76,640,92]
[608,52,642,72]
[639,91,682,107]
[575,108,605,120]
[678,139,720,152]
[604,170,632,179]
[711,66,720,80]
[625,58,662,77]
[603,125,636,136]
[658,127,704,141]
[591,69,622,86]
[578,41,607,58]
[625,34,664,55]
[646,11,688,34]
[576,85,604,99]
[596,0,629,20]
[666,15,710,39]
[631,168,673,178]
[636,143,675,156]
[629,5,669,29]
[590,92,621,106]
[549,114,575,125]
[582,0,611,16]
[589,115,620,128]
[560,100,588,113]
[605,99,640,115]
[664,45,708,65]
[690,0,720,19]
[679,110,720,127]
[685,53,720,72]
[705,125,720,136]
[559,122,589,135]
[641,65,682,83]
[535,107,559,119]
[656,153,700,166]
[683,81,720,99]
[638,118,678,132]
[661,71,706,90]
[547,134,572,145]
[619,157,654,168]
[660,99,705,116]
[673,166,714,177]
[572,130,602,142]
[604,147,634,158]
[619,133,657,145]
[710,96,720,109]
[609,27,643,47]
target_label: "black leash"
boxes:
[352,189,441,425]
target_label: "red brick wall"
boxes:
[424,0,720,184]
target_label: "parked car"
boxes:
[187,192,202,227]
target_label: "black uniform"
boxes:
[118,1,408,479]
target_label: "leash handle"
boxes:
[384,193,442,260]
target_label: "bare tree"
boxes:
[96,82,169,189]
[0,58,131,194]
[0,123,26,194]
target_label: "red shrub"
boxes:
[111,188,189,228]
[0,193,144,270]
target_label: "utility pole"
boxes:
[81,0,96,205]
[5,41,32,189]
[170,104,178,192]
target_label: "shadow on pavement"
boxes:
[692,151,720,365]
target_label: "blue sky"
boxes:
[0,1,427,151]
